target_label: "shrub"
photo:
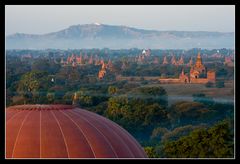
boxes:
[205,82,214,88]
[216,81,225,88]
[144,147,160,158]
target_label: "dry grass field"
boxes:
[145,80,234,106]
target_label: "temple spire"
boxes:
[163,56,168,64]
[195,52,203,67]
[188,57,193,66]
[171,55,177,65]
[181,69,184,75]
[72,92,78,105]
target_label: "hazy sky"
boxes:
[5,5,235,35]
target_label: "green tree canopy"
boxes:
[131,86,168,107]
[151,127,169,140]
[106,96,169,133]
[169,101,215,126]
[17,70,49,103]
[144,147,159,158]
[108,86,118,95]
[162,120,233,158]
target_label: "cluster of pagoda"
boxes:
[59,50,218,81]
[159,52,216,84]
[132,49,194,67]
[59,53,115,80]
[161,55,193,66]
[60,53,108,67]
[134,49,151,63]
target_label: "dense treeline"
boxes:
[146,119,234,158]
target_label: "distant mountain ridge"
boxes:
[6,23,234,49]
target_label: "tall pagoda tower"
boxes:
[190,52,206,79]
[76,54,82,64]
[178,56,184,65]
[193,52,206,73]
[195,52,203,68]
[98,62,107,79]
[188,57,193,67]
[162,56,168,64]
[171,55,177,65]
[88,55,93,64]
[107,59,114,71]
